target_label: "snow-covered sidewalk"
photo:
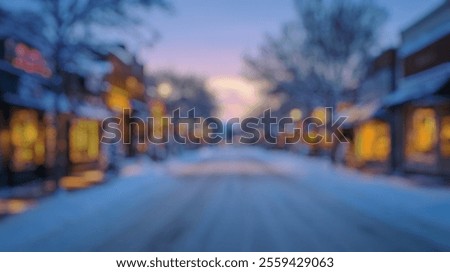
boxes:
[0,157,172,251]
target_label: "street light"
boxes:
[290,108,303,122]
[157,82,173,99]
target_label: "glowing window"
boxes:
[69,120,99,164]
[406,108,437,156]
[355,120,391,162]
[106,86,131,113]
[441,116,450,157]
[290,108,303,122]
[10,110,43,171]
[311,107,327,123]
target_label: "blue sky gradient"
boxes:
[142,0,444,78]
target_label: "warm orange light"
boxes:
[126,76,138,90]
[150,100,166,118]
[407,108,437,156]
[60,176,89,190]
[34,125,46,165]
[290,108,303,122]
[441,116,450,157]
[45,126,57,167]
[355,120,391,162]
[82,170,104,184]
[11,110,38,146]
[106,86,131,113]
[311,107,327,122]
[157,82,173,99]
[69,119,99,164]
[0,130,10,161]
[0,199,33,215]
[10,110,44,171]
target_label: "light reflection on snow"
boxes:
[0,199,34,216]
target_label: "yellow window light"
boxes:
[407,108,437,155]
[355,120,391,162]
[69,119,100,164]
[290,108,303,122]
[106,85,131,112]
[311,107,327,123]
[441,116,450,157]
[10,110,42,171]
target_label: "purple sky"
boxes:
[142,0,444,78]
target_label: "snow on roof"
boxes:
[3,75,55,112]
[383,63,450,107]
[109,47,134,65]
[74,102,112,120]
[399,21,450,58]
[401,1,450,40]
[76,58,112,76]
[337,100,382,127]
[400,1,450,57]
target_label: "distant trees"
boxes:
[148,72,216,118]
[244,0,387,112]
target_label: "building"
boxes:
[0,38,59,188]
[353,49,396,171]
[383,0,450,177]
[59,71,112,190]
[0,38,114,190]
[104,49,149,158]
[335,49,397,172]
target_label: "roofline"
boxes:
[401,0,450,37]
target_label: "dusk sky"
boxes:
[143,0,443,77]
[141,0,444,119]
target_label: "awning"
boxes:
[3,91,53,112]
[3,91,72,113]
[3,74,56,112]
[337,101,384,128]
[383,68,450,107]
[1,62,71,113]
[74,102,112,121]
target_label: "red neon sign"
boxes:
[12,43,52,78]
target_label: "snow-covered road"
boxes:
[1,146,449,251]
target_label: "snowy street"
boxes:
[0,147,450,252]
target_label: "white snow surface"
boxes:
[0,146,449,251]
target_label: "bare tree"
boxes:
[244,0,387,112]
[148,72,216,118]
[296,0,387,108]
[0,0,170,83]
[244,22,304,85]
[0,0,169,181]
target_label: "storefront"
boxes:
[60,101,111,190]
[0,39,57,187]
[397,90,450,176]
[0,73,57,186]
[336,101,392,171]
[383,9,450,176]
[105,51,147,158]
[105,84,131,157]
[354,120,391,168]
[69,118,100,170]
[384,1,450,177]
